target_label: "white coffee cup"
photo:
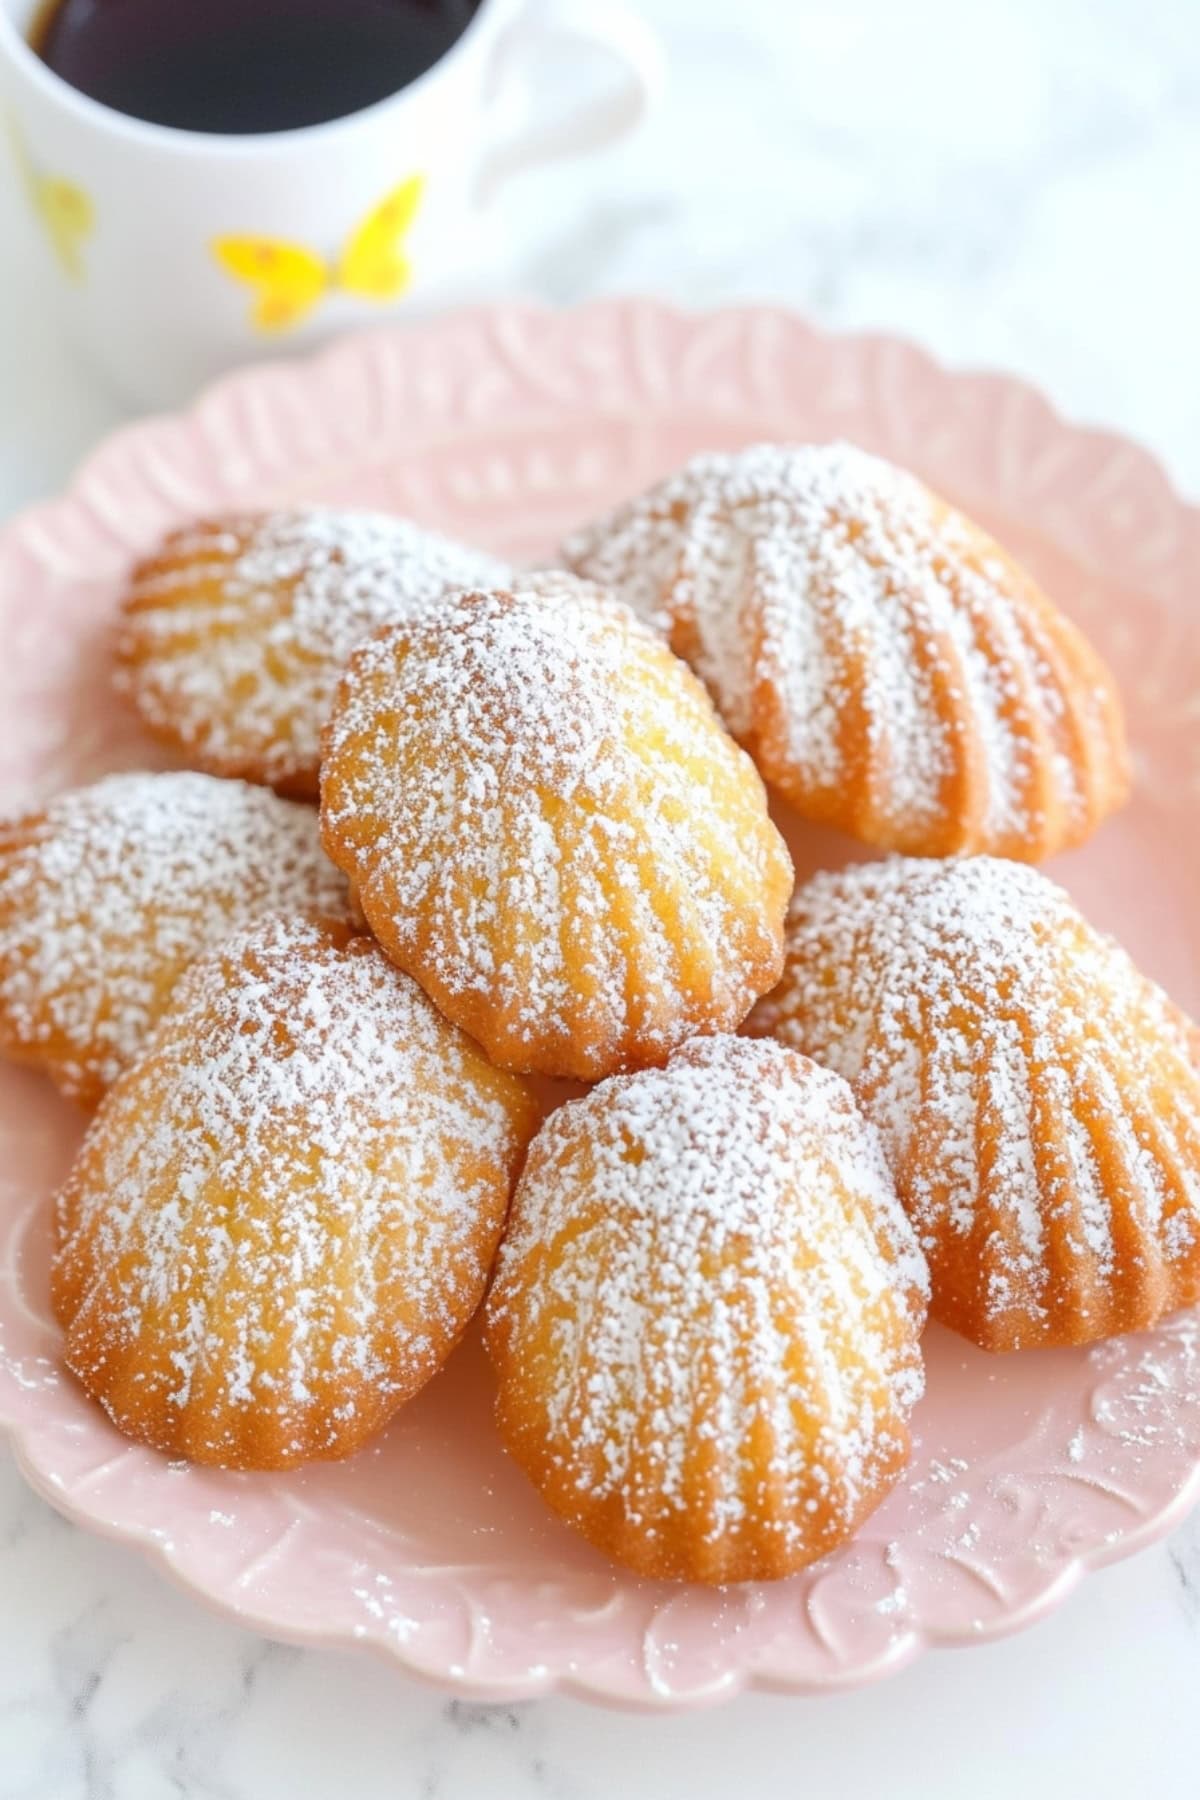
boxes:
[0,0,661,406]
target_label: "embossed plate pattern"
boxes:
[2,302,1199,1708]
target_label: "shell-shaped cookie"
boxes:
[115,509,510,797]
[750,856,1200,1351]
[565,442,1130,861]
[486,1035,928,1583]
[320,574,793,1081]
[0,770,350,1105]
[52,914,542,1469]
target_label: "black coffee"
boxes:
[30,0,483,134]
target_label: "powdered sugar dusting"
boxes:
[565,442,1128,858]
[117,509,510,793]
[321,573,792,1078]
[0,771,350,1103]
[53,914,537,1466]
[487,1036,928,1577]
[750,857,1200,1348]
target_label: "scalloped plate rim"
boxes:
[7,300,1198,556]
[10,1406,1200,1711]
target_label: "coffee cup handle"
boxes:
[475,0,664,204]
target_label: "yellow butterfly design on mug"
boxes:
[7,120,94,281]
[212,175,426,333]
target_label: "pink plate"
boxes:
[2,300,1200,1710]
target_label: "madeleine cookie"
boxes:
[0,770,350,1105]
[486,1035,928,1583]
[53,914,541,1468]
[320,574,793,1080]
[751,856,1200,1350]
[116,509,509,796]
[566,442,1129,860]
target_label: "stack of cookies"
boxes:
[3,442,1195,1587]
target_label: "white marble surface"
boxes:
[2,1,1200,1794]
